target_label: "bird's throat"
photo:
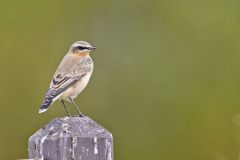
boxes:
[73,51,90,57]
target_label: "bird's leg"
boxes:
[69,97,84,117]
[61,100,71,117]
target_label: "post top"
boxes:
[30,116,112,141]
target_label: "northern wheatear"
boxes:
[39,41,96,116]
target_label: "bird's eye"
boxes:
[77,46,88,50]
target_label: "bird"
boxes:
[39,41,96,116]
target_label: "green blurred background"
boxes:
[0,0,239,159]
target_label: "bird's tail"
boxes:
[39,98,53,113]
[39,88,56,113]
[39,80,76,113]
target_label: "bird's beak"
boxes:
[90,47,96,50]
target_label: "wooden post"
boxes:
[28,116,113,160]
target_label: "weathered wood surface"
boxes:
[28,116,113,160]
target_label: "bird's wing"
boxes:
[39,55,92,113]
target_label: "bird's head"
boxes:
[69,41,96,55]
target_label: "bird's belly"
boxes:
[59,72,92,101]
